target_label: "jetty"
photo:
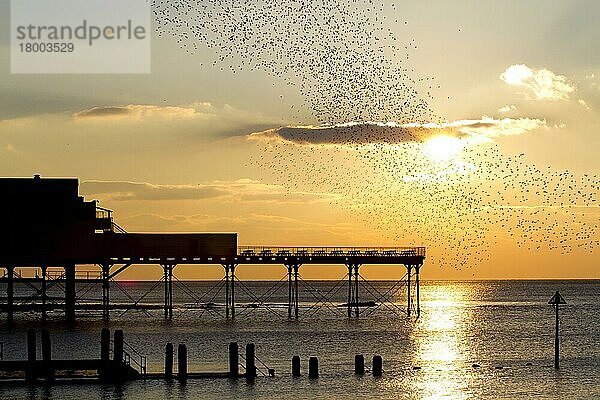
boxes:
[0,176,425,323]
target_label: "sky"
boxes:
[1,0,599,280]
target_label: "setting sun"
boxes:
[423,135,465,161]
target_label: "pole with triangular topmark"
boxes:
[548,291,567,369]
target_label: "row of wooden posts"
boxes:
[14,328,135,382]
[166,341,383,380]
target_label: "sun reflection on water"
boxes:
[411,283,478,399]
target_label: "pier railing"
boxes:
[111,340,147,377]
[237,246,425,258]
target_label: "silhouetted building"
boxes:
[0,175,237,266]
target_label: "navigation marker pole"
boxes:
[548,291,567,369]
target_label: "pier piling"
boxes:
[292,355,301,377]
[101,328,110,361]
[41,330,54,380]
[165,343,174,379]
[229,342,239,378]
[27,329,36,362]
[64,265,76,323]
[246,343,256,380]
[26,329,36,382]
[6,266,14,324]
[355,354,365,375]
[373,355,383,376]
[308,356,319,379]
[113,329,124,363]
[41,330,51,362]
[177,344,187,382]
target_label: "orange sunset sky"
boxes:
[1,1,598,280]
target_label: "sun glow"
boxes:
[423,135,465,161]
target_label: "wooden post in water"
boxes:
[177,344,187,382]
[229,342,239,378]
[26,329,36,382]
[165,343,173,379]
[101,328,110,362]
[308,356,319,379]
[113,329,124,363]
[41,330,53,380]
[548,291,567,369]
[246,343,256,380]
[292,355,301,377]
[354,354,365,375]
[6,266,14,324]
[372,355,383,376]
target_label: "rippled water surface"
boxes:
[1,280,599,399]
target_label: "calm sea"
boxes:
[1,280,599,399]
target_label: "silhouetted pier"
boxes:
[0,176,425,323]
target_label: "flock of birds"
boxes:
[152,0,437,124]
[152,1,598,272]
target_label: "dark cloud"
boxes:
[276,124,425,145]
[73,106,132,118]
[249,118,546,146]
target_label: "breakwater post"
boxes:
[165,343,173,379]
[373,355,382,376]
[41,330,54,380]
[355,354,365,375]
[292,355,301,377]
[229,342,239,378]
[178,344,187,382]
[548,291,567,369]
[26,328,36,382]
[308,356,318,378]
[101,328,110,362]
[246,343,256,380]
[114,330,124,363]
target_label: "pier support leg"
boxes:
[224,265,230,319]
[406,265,412,317]
[229,265,236,319]
[41,266,47,323]
[415,265,421,317]
[6,266,14,324]
[347,264,353,318]
[64,264,76,323]
[163,264,174,320]
[287,265,293,319]
[354,265,360,318]
[294,265,299,319]
[102,264,110,321]
[223,264,236,319]
[346,264,361,318]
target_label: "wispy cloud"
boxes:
[500,64,575,101]
[578,99,592,110]
[498,105,517,114]
[248,118,546,146]
[81,179,340,204]
[73,104,201,120]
